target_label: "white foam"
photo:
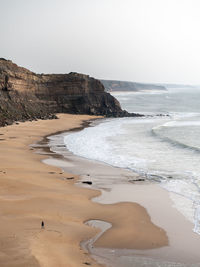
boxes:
[169,193,195,223]
[161,178,200,234]
[162,120,200,128]
[64,116,200,234]
[64,118,149,170]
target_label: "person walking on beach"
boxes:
[41,221,45,229]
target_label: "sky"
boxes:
[1,0,200,84]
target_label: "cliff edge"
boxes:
[0,59,134,126]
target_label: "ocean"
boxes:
[64,87,200,235]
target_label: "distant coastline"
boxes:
[101,79,197,92]
[101,79,167,92]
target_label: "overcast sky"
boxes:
[1,0,200,84]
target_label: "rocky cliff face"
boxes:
[0,59,133,126]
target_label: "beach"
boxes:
[1,113,200,267]
[0,114,167,267]
[47,124,200,267]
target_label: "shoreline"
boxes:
[40,119,169,252]
[1,114,200,267]
[0,114,104,267]
[45,121,200,266]
[0,114,167,267]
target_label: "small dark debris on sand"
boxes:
[130,178,145,182]
[66,177,74,180]
[82,181,92,185]
[62,177,74,181]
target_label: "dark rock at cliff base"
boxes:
[0,59,140,127]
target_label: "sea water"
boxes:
[64,87,200,234]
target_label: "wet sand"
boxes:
[46,129,200,267]
[0,114,168,267]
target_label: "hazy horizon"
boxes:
[1,0,200,85]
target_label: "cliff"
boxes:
[101,79,167,92]
[0,59,135,126]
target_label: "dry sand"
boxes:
[0,114,168,267]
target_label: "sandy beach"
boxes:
[46,129,200,267]
[0,114,170,267]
